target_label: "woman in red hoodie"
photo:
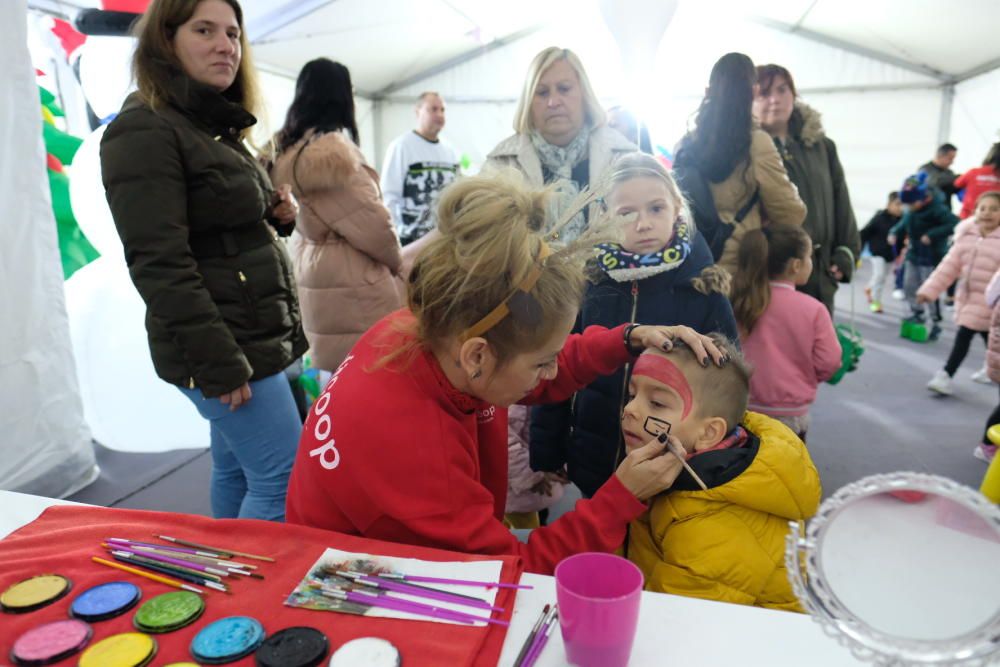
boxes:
[286,171,725,574]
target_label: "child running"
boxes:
[731,224,842,440]
[530,152,738,499]
[860,191,902,313]
[918,191,1000,395]
[624,336,821,610]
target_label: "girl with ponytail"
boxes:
[731,224,842,440]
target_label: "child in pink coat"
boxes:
[918,192,1000,396]
[978,266,1000,463]
[731,224,843,440]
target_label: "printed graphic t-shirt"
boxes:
[380,131,460,245]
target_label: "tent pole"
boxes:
[938,83,956,145]
[372,98,384,172]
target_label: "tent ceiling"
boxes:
[27,0,1000,89]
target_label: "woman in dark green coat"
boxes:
[754,64,861,314]
[100,0,306,521]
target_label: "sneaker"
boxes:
[971,366,992,384]
[928,324,942,341]
[892,289,906,300]
[870,302,883,313]
[974,443,997,462]
[926,370,953,395]
[864,286,873,304]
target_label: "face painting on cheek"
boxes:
[642,416,671,438]
[631,354,693,420]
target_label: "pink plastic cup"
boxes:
[555,552,644,667]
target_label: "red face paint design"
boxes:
[631,354,693,419]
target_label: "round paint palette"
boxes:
[1,574,71,614]
[10,619,92,666]
[256,626,328,667]
[190,616,265,664]
[71,581,141,622]
[328,638,401,667]
[78,632,156,667]
[133,591,205,634]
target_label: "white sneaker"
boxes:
[891,289,906,301]
[971,366,992,384]
[926,370,954,395]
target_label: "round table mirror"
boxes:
[787,472,1000,666]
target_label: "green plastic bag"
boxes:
[827,247,864,385]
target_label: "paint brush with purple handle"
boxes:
[338,571,503,611]
[309,583,509,627]
[377,572,533,590]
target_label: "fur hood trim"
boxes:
[791,101,825,147]
[282,131,363,192]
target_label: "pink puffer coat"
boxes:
[986,270,1000,383]
[270,131,403,371]
[917,219,1000,332]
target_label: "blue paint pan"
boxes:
[190,616,265,665]
[70,582,141,622]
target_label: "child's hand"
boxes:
[916,293,931,305]
[615,433,684,501]
[887,234,897,246]
[920,234,932,245]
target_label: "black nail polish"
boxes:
[662,342,672,351]
[657,433,668,444]
[701,356,709,367]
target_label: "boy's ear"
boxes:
[691,416,729,452]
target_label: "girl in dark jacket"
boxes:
[754,64,862,314]
[860,191,903,313]
[100,0,306,521]
[530,153,739,498]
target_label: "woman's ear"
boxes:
[692,416,729,452]
[458,337,491,378]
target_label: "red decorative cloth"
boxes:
[0,505,520,666]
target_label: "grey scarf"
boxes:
[530,127,591,241]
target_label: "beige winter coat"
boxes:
[270,131,402,371]
[711,129,807,275]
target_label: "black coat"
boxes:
[101,76,306,397]
[529,233,739,498]
[860,210,901,261]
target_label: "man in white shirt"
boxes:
[380,92,460,245]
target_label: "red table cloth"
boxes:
[0,505,521,666]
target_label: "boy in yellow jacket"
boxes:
[623,334,821,611]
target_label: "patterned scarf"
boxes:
[594,218,693,282]
[530,127,591,242]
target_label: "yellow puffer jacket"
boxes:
[627,411,821,612]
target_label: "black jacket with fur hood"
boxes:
[776,101,861,313]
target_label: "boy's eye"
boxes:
[650,401,666,409]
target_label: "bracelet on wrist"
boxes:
[623,323,643,356]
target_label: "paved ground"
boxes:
[68,261,994,518]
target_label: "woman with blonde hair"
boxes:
[101,0,306,521]
[286,171,726,574]
[485,46,635,243]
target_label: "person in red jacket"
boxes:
[955,143,1000,221]
[286,171,726,575]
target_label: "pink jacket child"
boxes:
[741,282,843,421]
[505,405,565,522]
[987,269,1000,383]
[918,219,1000,333]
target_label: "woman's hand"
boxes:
[615,433,685,501]
[219,382,252,411]
[271,184,298,225]
[628,325,727,367]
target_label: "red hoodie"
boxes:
[286,310,647,574]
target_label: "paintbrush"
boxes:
[155,534,274,562]
[643,416,709,491]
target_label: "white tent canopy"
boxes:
[29,0,1000,218]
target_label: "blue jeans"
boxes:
[179,372,301,521]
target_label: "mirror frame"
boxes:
[786,472,1000,666]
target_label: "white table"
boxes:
[0,491,861,666]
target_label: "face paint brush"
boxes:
[642,416,709,491]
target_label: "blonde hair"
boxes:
[131,0,263,139]
[389,170,620,368]
[513,47,606,134]
[607,152,692,227]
